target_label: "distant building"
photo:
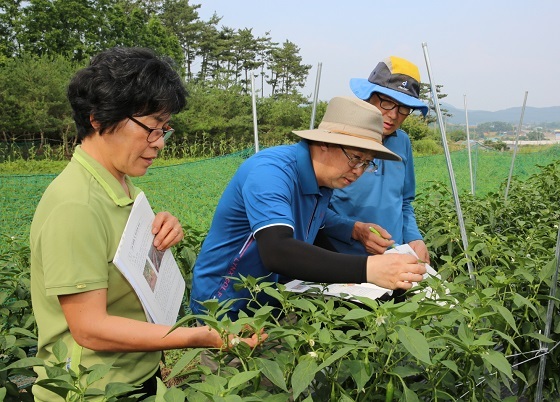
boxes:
[555,130,560,140]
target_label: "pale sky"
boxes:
[196,0,559,112]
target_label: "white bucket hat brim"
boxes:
[293,96,401,161]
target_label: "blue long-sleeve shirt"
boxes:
[324,129,422,255]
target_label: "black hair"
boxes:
[67,47,187,140]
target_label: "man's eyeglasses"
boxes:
[339,145,377,173]
[375,93,414,116]
[128,116,174,143]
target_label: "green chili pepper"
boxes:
[385,377,394,402]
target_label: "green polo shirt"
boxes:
[30,146,161,401]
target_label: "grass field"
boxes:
[1,146,558,251]
[415,145,560,196]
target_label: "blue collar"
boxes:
[295,141,323,196]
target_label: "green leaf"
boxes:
[227,370,260,390]
[339,394,355,402]
[263,286,284,302]
[161,385,187,402]
[512,293,539,316]
[482,350,513,380]
[456,322,474,347]
[189,381,218,394]
[344,360,372,391]
[317,346,354,371]
[396,326,432,365]
[414,303,452,320]
[52,338,68,363]
[493,305,519,334]
[318,328,331,344]
[538,258,556,282]
[526,332,554,343]
[250,304,276,318]
[2,356,44,371]
[259,394,293,402]
[343,309,373,320]
[440,359,460,375]
[9,327,37,338]
[43,365,69,380]
[5,300,28,309]
[34,378,78,397]
[392,365,422,378]
[166,348,204,379]
[2,334,16,348]
[291,355,318,400]
[213,395,243,402]
[103,382,141,399]
[255,357,288,391]
[290,298,317,312]
[86,364,112,386]
[400,380,420,402]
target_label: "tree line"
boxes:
[0,0,440,157]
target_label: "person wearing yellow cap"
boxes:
[324,56,431,268]
[190,96,427,320]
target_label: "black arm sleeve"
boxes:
[254,225,368,283]
[313,228,338,252]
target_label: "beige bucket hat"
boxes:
[293,96,401,161]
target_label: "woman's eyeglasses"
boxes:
[128,116,174,143]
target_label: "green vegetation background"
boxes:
[2,146,558,252]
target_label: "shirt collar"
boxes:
[296,140,322,196]
[73,145,139,206]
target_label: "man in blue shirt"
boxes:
[325,56,431,264]
[190,96,427,319]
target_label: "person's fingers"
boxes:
[406,272,425,282]
[410,262,427,275]
[157,227,183,250]
[225,330,268,349]
[152,212,183,250]
[395,281,413,290]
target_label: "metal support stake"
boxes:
[309,62,322,129]
[251,73,260,153]
[422,43,475,282]
[505,91,528,201]
[464,95,474,195]
[534,223,560,402]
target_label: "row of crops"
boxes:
[1,147,559,400]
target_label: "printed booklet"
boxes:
[113,192,185,325]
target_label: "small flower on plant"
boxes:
[308,351,318,359]
[230,337,240,347]
[308,338,315,347]
[375,315,387,326]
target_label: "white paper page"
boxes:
[284,280,390,301]
[113,192,185,326]
[284,243,440,302]
[385,244,440,282]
